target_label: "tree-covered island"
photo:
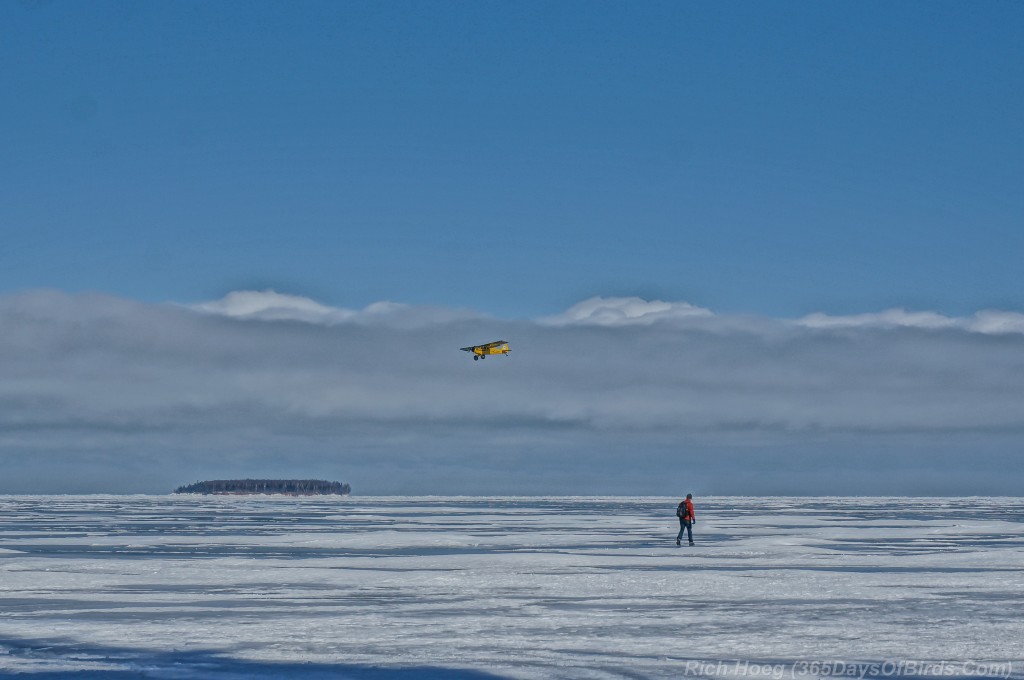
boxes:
[174,479,351,495]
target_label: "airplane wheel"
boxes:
[473,356,479,361]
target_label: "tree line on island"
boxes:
[174,479,351,495]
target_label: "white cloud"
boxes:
[797,308,1024,335]
[797,309,958,331]
[190,290,481,328]
[538,296,714,326]
[965,310,1024,334]
[192,290,355,323]
[191,292,1024,336]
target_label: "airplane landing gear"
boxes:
[473,355,479,361]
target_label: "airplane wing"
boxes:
[482,340,508,349]
[459,346,477,352]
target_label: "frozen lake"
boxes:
[0,496,1021,679]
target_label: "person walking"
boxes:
[676,494,695,546]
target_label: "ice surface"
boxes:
[0,496,1021,679]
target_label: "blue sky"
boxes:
[3,1,1022,318]
[2,2,1024,494]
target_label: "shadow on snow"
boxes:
[0,634,510,679]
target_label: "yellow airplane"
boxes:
[460,340,510,361]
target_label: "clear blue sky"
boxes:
[3,1,1023,318]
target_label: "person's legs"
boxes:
[685,520,693,545]
[676,518,685,545]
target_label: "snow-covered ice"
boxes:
[0,496,1021,678]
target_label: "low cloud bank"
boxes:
[2,290,1023,494]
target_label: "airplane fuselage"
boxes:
[461,341,510,360]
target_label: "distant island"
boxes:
[174,479,351,496]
